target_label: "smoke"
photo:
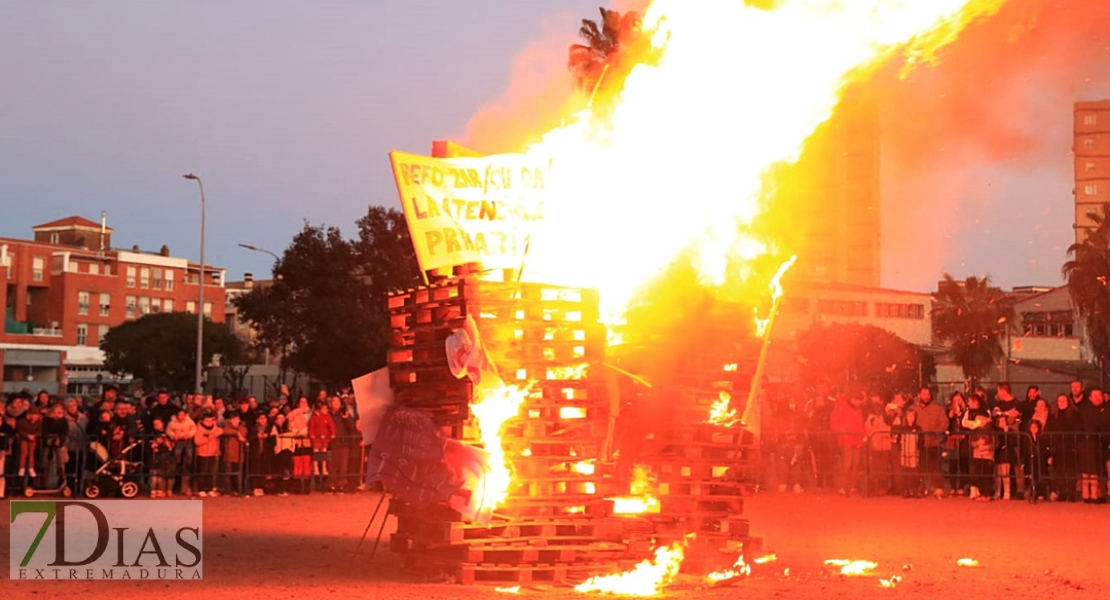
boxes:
[462,2,650,154]
[461,12,588,154]
[876,0,1110,289]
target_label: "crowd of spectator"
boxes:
[0,385,366,499]
[763,380,1110,503]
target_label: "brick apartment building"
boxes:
[1,216,225,396]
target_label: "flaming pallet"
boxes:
[385,278,625,586]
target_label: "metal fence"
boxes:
[0,434,368,499]
[761,429,1110,502]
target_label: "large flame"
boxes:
[611,464,661,515]
[510,0,1006,322]
[470,383,529,509]
[706,390,739,427]
[575,542,685,596]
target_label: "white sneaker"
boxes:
[18,469,26,477]
[198,491,208,497]
[793,484,804,494]
[209,490,219,497]
[777,484,787,493]
[29,469,37,478]
[253,488,263,497]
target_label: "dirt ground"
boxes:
[4,491,1109,599]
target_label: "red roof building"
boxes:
[1,216,225,395]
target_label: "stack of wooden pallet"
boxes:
[385,277,634,586]
[613,319,765,573]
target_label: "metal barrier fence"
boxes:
[761,429,1110,502]
[3,429,1106,502]
[0,433,368,499]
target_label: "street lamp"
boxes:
[183,173,206,396]
[237,243,280,263]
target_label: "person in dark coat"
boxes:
[1046,394,1083,502]
[1077,389,1108,503]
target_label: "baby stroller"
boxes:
[83,440,144,499]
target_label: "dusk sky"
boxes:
[2,1,1109,293]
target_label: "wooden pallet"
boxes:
[453,561,619,586]
[394,516,624,546]
[391,538,629,565]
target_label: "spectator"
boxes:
[167,408,197,497]
[963,395,995,501]
[1025,419,1049,501]
[308,402,337,491]
[830,392,866,496]
[895,408,923,497]
[992,411,1016,501]
[149,419,174,498]
[221,412,247,496]
[194,412,223,498]
[147,390,177,430]
[41,403,69,489]
[249,414,273,496]
[1070,380,1086,407]
[271,413,295,497]
[17,408,43,478]
[944,391,968,496]
[1044,394,1080,501]
[330,397,358,493]
[864,400,894,495]
[0,413,15,498]
[912,386,948,498]
[806,391,835,491]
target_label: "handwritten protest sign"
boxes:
[390,150,549,273]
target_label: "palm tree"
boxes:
[932,274,1015,384]
[568,7,642,92]
[1063,202,1110,377]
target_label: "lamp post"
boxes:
[183,173,206,396]
[237,243,280,263]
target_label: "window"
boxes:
[50,233,60,244]
[163,298,174,312]
[76,324,88,346]
[125,296,136,319]
[77,291,90,315]
[153,268,163,290]
[140,268,150,289]
[875,303,926,319]
[98,324,109,344]
[89,262,100,275]
[1085,138,1097,150]
[99,293,111,317]
[151,298,161,313]
[1086,184,1099,196]
[1085,114,1098,126]
[139,297,151,315]
[1087,162,1097,173]
[1023,311,1075,337]
[203,302,212,317]
[126,266,137,288]
[165,269,175,291]
[815,300,868,317]
[32,257,45,281]
[186,300,197,314]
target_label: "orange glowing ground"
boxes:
[4,493,1104,599]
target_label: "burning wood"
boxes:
[610,465,660,515]
[957,558,980,567]
[470,383,529,509]
[705,390,739,427]
[825,559,879,576]
[495,586,522,594]
[706,554,751,583]
[574,542,685,596]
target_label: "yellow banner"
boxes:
[390,150,548,272]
